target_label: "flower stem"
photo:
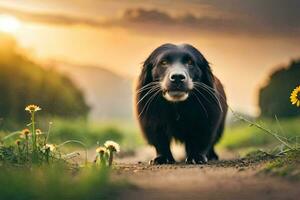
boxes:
[108,151,114,166]
[31,112,38,162]
[100,153,106,166]
[25,134,29,161]
[230,107,295,150]
[45,122,52,145]
[17,144,21,163]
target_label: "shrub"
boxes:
[259,60,300,118]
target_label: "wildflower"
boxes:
[290,86,300,107]
[104,140,120,166]
[25,104,41,113]
[95,146,107,166]
[44,144,56,152]
[15,139,21,146]
[104,140,120,153]
[36,129,43,135]
[20,128,31,138]
[96,147,107,154]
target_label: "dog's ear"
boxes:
[137,57,153,89]
[182,44,214,88]
[200,60,214,88]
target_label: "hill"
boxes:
[49,61,134,120]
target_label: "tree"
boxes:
[0,33,89,123]
[259,60,300,118]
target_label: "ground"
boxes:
[108,146,300,200]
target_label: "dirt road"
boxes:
[111,147,300,200]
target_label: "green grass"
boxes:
[48,119,145,151]
[219,116,300,180]
[0,106,131,200]
[1,118,144,151]
[263,150,300,180]
[0,165,123,200]
[219,117,300,150]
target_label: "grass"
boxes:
[0,105,130,200]
[45,119,145,155]
[219,117,300,150]
[0,118,144,152]
[219,112,300,180]
[0,165,123,200]
[263,150,300,180]
[0,105,72,166]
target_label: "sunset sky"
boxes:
[0,0,299,115]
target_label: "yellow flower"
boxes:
[104,140,120,153]
[96,146,107,154]
[20,128,30,138]
[15,139,21,145]
[25,105,41,113]
[290,86,300,107]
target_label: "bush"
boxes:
[259,60,300,118]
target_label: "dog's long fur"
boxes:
[135,43,227,164]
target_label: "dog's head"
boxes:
[139,43,213,102]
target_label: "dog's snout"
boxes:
[169,72,187,82]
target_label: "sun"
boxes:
[0,15,21,34]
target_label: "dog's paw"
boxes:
[185,154,208,164]
[150,155,175,165]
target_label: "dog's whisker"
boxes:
[136,82,160,94]
[199,85,223,112]
[193,87,214,105]
[143,89,161,116]
[194,83,218,103]
[194,82,222,105]
[201,89,223,112]
[191,92,208,118]
[195,82,226,102]
[137,85,160,105]
[136,81,159,91]
[137,84,160,95]
[138,89,161,118]
[193,82,223,112]
[194,87,221,112]
[137,85,160,94]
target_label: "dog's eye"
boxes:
[187,59,193,65]
[160,60,168,66]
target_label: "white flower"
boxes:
[104,140,120,153]
[25,105,41,113]
[96,147,107,154]
[44,144,56,152]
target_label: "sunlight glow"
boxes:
[0,15,21,34]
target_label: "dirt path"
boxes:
[110,146,300,200]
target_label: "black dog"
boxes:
[135,44,227,164]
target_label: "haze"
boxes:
[1,0,300,115]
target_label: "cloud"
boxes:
[116,8,247,36]
[0,5,242,35]
[199,0,300,34]
[0,6,108,27]
[115,7,300,37]
[0,3,300,38]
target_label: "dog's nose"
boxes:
[169,72,187,82]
